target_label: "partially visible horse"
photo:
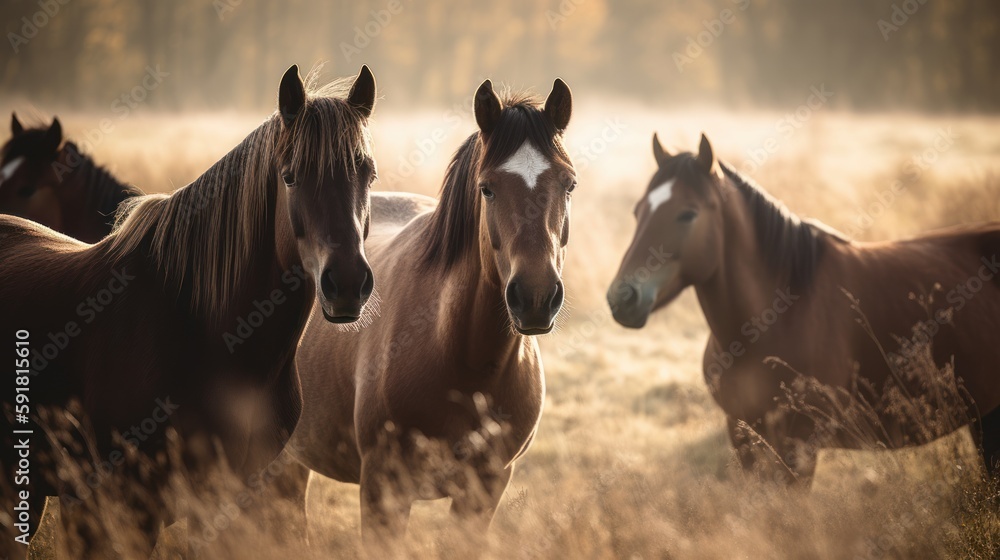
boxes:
[0,64,378,558]
[0,114,142,242]
[607,133,1000,478]
[289,78,576,551]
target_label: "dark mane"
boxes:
[718,160,828,293]
[59,143,143,228]
[422,93,569,269]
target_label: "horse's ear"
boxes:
[11,112,24,137]
[697,133,718,174]
[544,78,572,132]
[43,117,62,154]
[474,79,503,137]
[347,65,376,119]
[652,133,672,168]
[278,64,306,128]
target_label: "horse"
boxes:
[0,64,378,558]
[0,114,142,243]
[288,78,576,551]
[606,133,1000,479]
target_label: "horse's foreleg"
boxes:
[978,406,1000,475]
[445,463,513,555]
[262,449,311,544]
[726,416,757,471]
[359,459,412,554]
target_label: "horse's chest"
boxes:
[702,340,790,423]
[374,355,544,463]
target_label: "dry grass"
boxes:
[10,102,1000,559]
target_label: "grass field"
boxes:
[11,101,1000,559]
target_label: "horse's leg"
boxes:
[446,463,514,555]
[260,449,312,544]
[978,406,1000,475]
[359,457,412,554]
[726,416,757,471]
[59,494,161,559]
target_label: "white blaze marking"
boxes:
[0,157,25,185]
[646,178,676,213]
[498,142,550,190]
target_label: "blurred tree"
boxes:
[1,0,998,112]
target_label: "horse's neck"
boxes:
[694,187,788,346]
[431,208,520,365]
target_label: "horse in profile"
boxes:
[0,114,142,242]
[0,64,378,558]
[607,133,1000,478]
[289,78,576,551]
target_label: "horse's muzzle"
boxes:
[506,279,564,335]
[607,282,653,329]
[319,264,374,323]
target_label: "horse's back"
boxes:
[0,215,91,293]
[0,213,88,252]
[370,191,436,233]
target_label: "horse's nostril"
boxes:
[360,268,374,300]
[550,282,565,311]
[320,268,338,300]
[505,281,522,311]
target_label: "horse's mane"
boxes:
[57,143,143,227]
[422,92,570,269]
[717,160,830,293]
[109,74,372,318]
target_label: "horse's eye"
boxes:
[17,184,36,198]
[567,181,577,194]
[281,172,295,186]
[480,184,495,200]
[677,210,698,223]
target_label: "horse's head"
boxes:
[474,79,575,335]
[607,133,726,328]
[0,114,65,230]
[274,65,377,323]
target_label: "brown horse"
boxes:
[607,133,1000,478]
[289,78,575,549]
[0,64,377,558]
[0,114,142,243]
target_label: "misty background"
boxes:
[2,0,999,113]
